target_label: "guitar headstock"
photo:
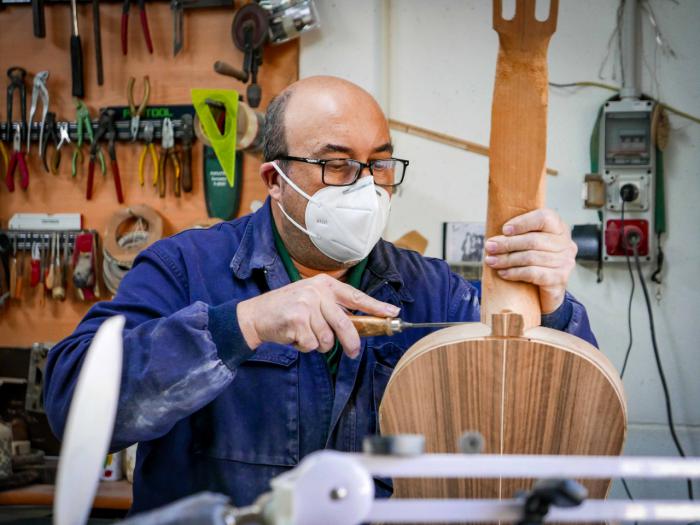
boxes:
[493,0,559,50]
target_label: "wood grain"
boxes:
[480,0,558,330]
[380,322,627,501]
[0,3,298,346]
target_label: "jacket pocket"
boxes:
[192,342,300,467]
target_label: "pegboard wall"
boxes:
[0,1,299,346]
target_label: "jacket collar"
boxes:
[230,198,411,301]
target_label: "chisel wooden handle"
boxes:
[349,315,396,337]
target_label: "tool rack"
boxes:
[0,104,195,144]
[1,229,98,251]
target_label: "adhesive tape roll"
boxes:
[103,205,163,269]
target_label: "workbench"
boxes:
[0,480,132,510]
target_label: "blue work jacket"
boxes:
[44,199,597,515]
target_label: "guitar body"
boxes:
[379,0,628,508]
[380,313,627,500]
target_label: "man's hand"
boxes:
[236,274,400,357]
[483,209,577,314]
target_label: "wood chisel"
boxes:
[349,315,466,337]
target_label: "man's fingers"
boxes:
[502,208,564,236]
[308,308,335,353]
[321,299,361,357]
[485,232,568,255]
[329,278,400,318]
[497,265,568,287]
[485,249,565,270]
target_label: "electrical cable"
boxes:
[632,241,695,501]
[620,201,635,377]
[548,81,700,125]
[619,201,636,510]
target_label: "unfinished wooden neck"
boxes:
[481,0,559,330]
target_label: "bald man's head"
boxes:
[262,76,387,163]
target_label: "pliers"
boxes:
[6,123,28,191]
[40,111,59,173]
[51,122,72,175]
[6,67,27,145]
[27,70,49,155]
[127,75,150,141]
[72,99,105,178]
[121,0,153,55]
[87,109,124,203]
[180,113,194,192]
[138,121,157,186]
[158,118,180,198]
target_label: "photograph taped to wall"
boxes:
[443,222,485,264]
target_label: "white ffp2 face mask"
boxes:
[272,161,391,264]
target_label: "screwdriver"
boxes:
[349,315,463,337]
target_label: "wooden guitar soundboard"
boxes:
[379,0,627,504]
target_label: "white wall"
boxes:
[301,0,700,500]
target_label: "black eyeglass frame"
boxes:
[275,155,410,188]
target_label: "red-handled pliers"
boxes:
[121,0,154,55]
[6,123,28,191]
[87,109,124,203]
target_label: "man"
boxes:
[44,76,593,514]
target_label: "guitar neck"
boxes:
[480,1,557,330]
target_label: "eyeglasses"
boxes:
[276,155,409,187]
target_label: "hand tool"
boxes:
[30,242,40,288]
[180,113,193,192]
[171,0,235,56]
[92,0,104,86]
[127,75,150,141]
[0,234,9,307]
[51,122,72,174]
[39,238,46,306]
[32,0,46,38]
[45,233,55,291]
[121,0,154,55]
[88,109,124,203]
[0,140,8,177]
[6,67,27,144]
[348,315,473,337]
[158,117,181,198]
[70,0,84,98]
[9,238,17,299]
[72,99,105,178]
[40,111,59,173]
[172,0,184,55]
[138,121,157,186]
[215,3,268,108]
[14,247,24,299]
[6,123,29,191]
[27,70,49,155]
[53,235,66,301]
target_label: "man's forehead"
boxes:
[283,86,390,156]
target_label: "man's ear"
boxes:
[260,161,282,201]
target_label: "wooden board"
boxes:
[0,3,299,346]
[380,319,627,500]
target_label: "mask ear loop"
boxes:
[271,161,315,201]
[271,161,321,239]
